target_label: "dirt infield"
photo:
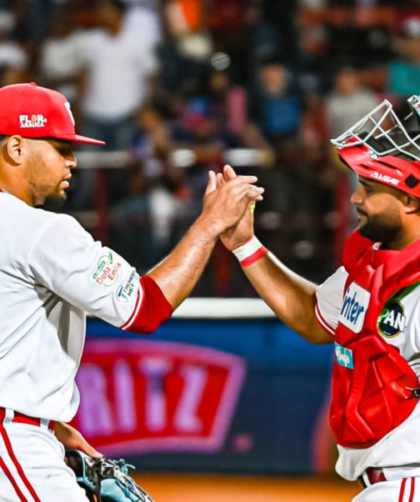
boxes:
[134,473,361,502]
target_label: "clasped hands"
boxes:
[202,164,262,251]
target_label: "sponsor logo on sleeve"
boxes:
[116,270,138,302]
[378,301,406,338]
[93,251,122,286]
[334,342,354,369]
[339,282,370,333]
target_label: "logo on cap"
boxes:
[19,114,48,128]
[370,172,400,186]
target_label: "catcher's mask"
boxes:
[331,95,420,197]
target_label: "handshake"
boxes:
[198,164,264,251]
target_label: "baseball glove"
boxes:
[65,449,156,502]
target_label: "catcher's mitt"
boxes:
[65,449,156,502]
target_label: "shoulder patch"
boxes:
[93,252,122,286]
[116,270,138,302]
[339,282,370,333]
[378,301,406,338]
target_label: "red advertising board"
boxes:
[73,339,246,456]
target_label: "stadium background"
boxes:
[3,0,420,499]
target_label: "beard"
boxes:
[358,211,403,245]
[30,179,68,210]
[42,193,67,210]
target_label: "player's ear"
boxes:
[402,193,420,214]
[4,135,24,166]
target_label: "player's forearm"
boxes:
[242,253,332,344]
[147,217,217,309]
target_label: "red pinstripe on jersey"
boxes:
[400,479,407,502]
[409,477,416,502]
[399,478,416,502]
[0,454,29,502]
[0,409,42,502]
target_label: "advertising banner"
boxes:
[74,340,246,456]
[76,313,335,474]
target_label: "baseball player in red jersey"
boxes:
[0,82,264,501]
[220,96,420,501]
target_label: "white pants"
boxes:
[0,419,89,501]
[353,478,420,502]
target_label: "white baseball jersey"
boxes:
[316,266,420,482]
[0,192,144,422]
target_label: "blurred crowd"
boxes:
[2,0,420,294]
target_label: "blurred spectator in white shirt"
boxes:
[79,0,159,150]
[123,0,161,48]
[325,66,378,138]
[0,10,28,86]
[325,65,379,230]
[38,5,85,101]
[73,0,160,210]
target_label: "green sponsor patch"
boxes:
[93,251,113,280]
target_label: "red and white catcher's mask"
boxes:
[332,95,420,197]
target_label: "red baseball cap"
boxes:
[0,82,105,145]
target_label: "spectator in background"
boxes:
[132,105,172,179]
[258,0,299,66]
[325,65,379,234]
[388,18,420,97]
[38,5,85,102]
[170,92,242,202]
[161,0,212,92]
[78,0,159,150]
[111,160,191,271]
[324,7,392,69]
[325,65,378,139]
[73,0,159,210]
[249,57,302,144]
[110,164,157,271]
[205,66,274,154]
[0,9,28,86]
[123,0,161,48]
[129,104,194,261]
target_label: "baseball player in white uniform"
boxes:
[219,95,420,501]
[0,82,264,502]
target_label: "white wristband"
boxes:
[232,236,268,266]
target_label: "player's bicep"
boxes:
[28,215,142,328]
[307,311,336,344]
[291,291,335,345]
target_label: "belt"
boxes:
[0,408,55,431]
[359,467,387,488]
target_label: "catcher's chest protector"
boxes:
[330,231,420,448]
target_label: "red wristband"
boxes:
[232,236,268,267]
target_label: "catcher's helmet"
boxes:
[332,95,420,197]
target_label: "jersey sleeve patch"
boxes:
[116,270,137,303]
[92,251,123,287]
